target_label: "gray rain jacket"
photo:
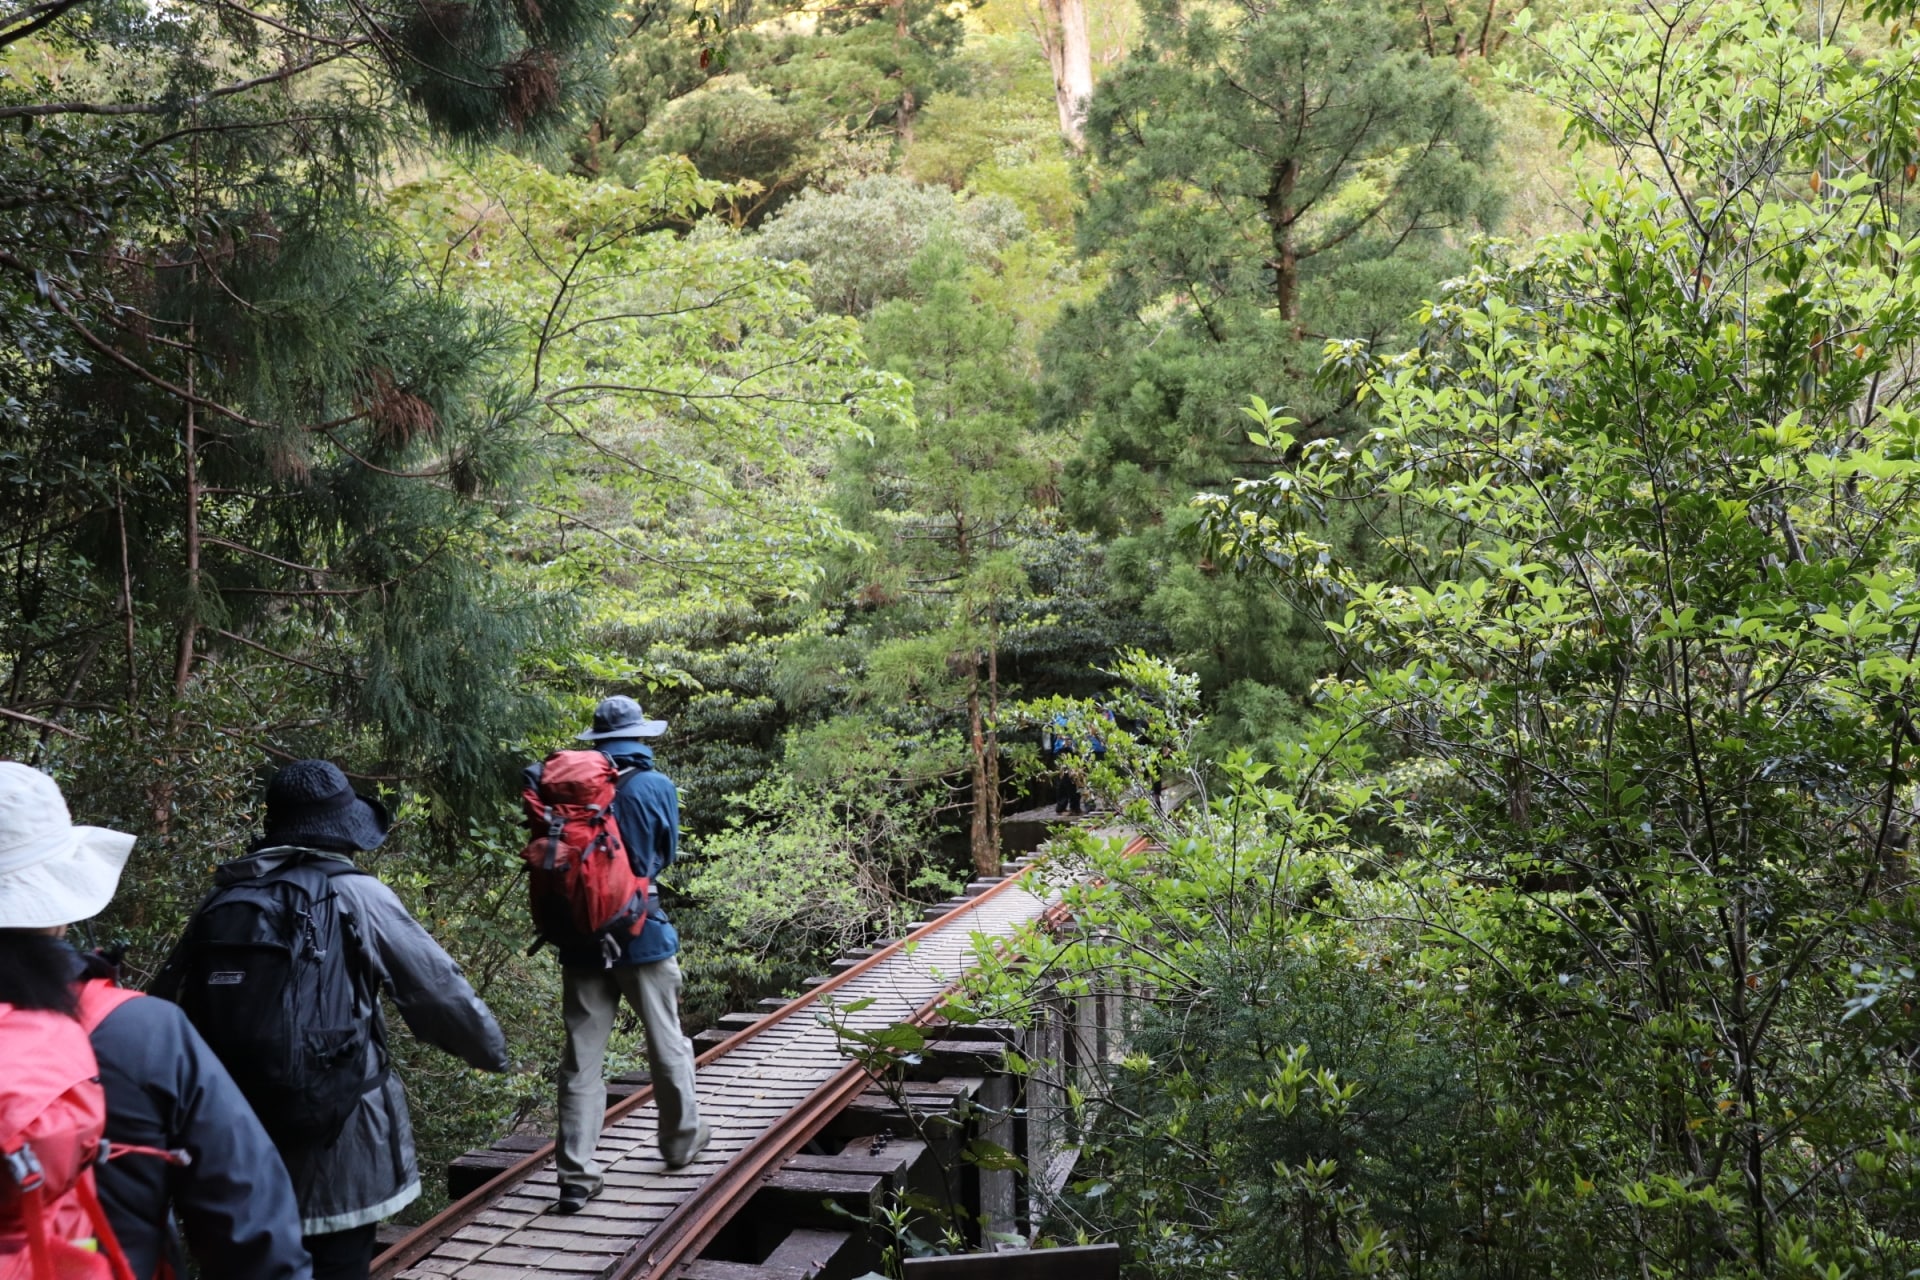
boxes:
[200,847,509,1234]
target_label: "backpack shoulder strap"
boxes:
[75,980,143,1035]
[149,878,231,1002]
[307,864,385,1018]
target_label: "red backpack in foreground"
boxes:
[521,750,649,962]
[0,983,143,1280]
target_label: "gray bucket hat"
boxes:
[577,694,667,741]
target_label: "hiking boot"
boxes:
[552,1187,595,1215]
[663,1120,712,1170]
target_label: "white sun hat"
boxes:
[0,761,137,929]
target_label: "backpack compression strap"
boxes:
[3,1072,137,1280]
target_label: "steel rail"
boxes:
[371,841,1118,1280]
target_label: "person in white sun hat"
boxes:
[0,761,312,1280]
[0,760,137,929]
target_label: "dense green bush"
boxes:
[757,175,1027,314]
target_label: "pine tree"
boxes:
[843,239,1045,873]
[1038,0,1499,739]
[0,0,620,813]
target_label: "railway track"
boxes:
[375,834,1145,1280]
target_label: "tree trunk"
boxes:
[1038,0,1093,149]
[893,0,917,145]
[159,319,201,836]
[968,664,995,875]
[1265,157,1300,331]
[985,623,1002,861]
[117,481,138,702]
[172,390,199,705]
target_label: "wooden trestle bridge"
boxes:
[371,837,1143,1280]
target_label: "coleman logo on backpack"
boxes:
[520,750,649,965]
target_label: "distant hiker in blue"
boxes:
[547,696,708,1215]
[1047,714,1081,816]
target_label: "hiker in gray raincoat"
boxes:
[155,761,509,1280]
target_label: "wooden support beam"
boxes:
[971,1072,1017,1242]
[445,1147,518,1199]
[901,1244,1120,1278]
[919,1018,1022,1045]
[764,1228,859,1278]
[782,1139,928,1188]
[750,1169,885,1227]
[693,1205,865,1277]
[608,1069,652,1103]
[911,1040,1009,1079]
[675,1262,806,1280]
[822,1077,981,1179]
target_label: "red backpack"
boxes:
[521,750,650,961]
[1,982,143,1280]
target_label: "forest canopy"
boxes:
[7,0,1920,1273]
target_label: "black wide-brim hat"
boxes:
[261,759,390,852]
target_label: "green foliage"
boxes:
[836,236,1050,866]
[1,167,559,818]
[0,0,626,808]
[1189,1,1920,1271]
[572,0,975,213]
[1039,0,1501,750]
[758,175,1028,315]
[1012,649,1201,817]
[389,153,908,620]
[997,527,1173,705]
[961,735,1460,1276]
[1077,0,1498,331]
[1,0,635,1219]
[679,716,955,1014]
[901,29,1077,232]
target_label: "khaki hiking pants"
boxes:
[555,956,702,1197]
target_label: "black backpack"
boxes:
[153,853,386,1148]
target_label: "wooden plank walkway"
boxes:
[390,867,1058,1280]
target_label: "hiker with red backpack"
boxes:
[522,695,708,1214]
[0,760,310,1280]
[153,760,508,1280]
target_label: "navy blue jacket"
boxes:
[80,955,311,1280]
[553,742,681,969]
